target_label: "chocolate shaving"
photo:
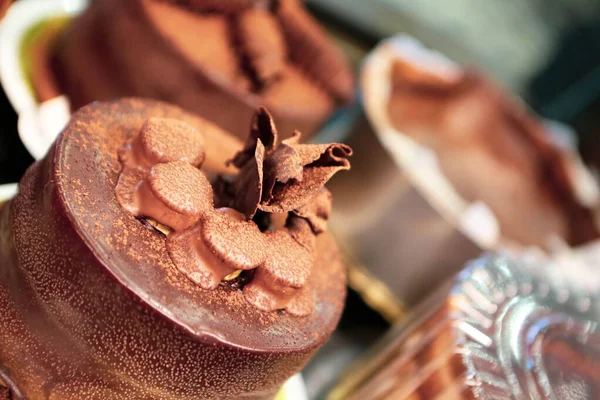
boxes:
[292,188,332,234]
[115,110,351,316]
[259,142,351,213]
[232,140,265,219]
[230,107,277,168]
[231,108,352,217]
[261,142,303,203]
[259,165,344,213]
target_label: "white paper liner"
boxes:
[0,0,87,160]
[361,34,600,252]
[0,183,17,202]
[18,96,71,160]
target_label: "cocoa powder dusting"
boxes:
[114,105,350,316]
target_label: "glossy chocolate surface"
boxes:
[0,99,346,399]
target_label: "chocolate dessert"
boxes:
[0,98,350,399]
[328,37,600,319]
[387,62,598,246]
[50,0,353,140]
[0,0,10,21]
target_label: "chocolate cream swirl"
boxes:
[115,107,351,316]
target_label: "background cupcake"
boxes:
[49,0,354,140]
[329,36,600,315]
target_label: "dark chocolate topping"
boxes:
[232,108,352,217]
[115,105,351,315]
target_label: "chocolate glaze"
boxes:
[51,0,354,140]
[0,99,346,399]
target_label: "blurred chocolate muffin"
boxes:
[51,0,354,140]
[387,63,598,246]
[328,37,600,314]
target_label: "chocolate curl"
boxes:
[275,0,353,103]
[230,107,278,168]
[237,8,287,85]
[292,188,332,234]
[231,108,352,217]
[258,142,352,213]
[232,140,265,219]
[261,141,303,203]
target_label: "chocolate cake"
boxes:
[387,63,599,246]
[0,98,350,399]
[51,0,353,140]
